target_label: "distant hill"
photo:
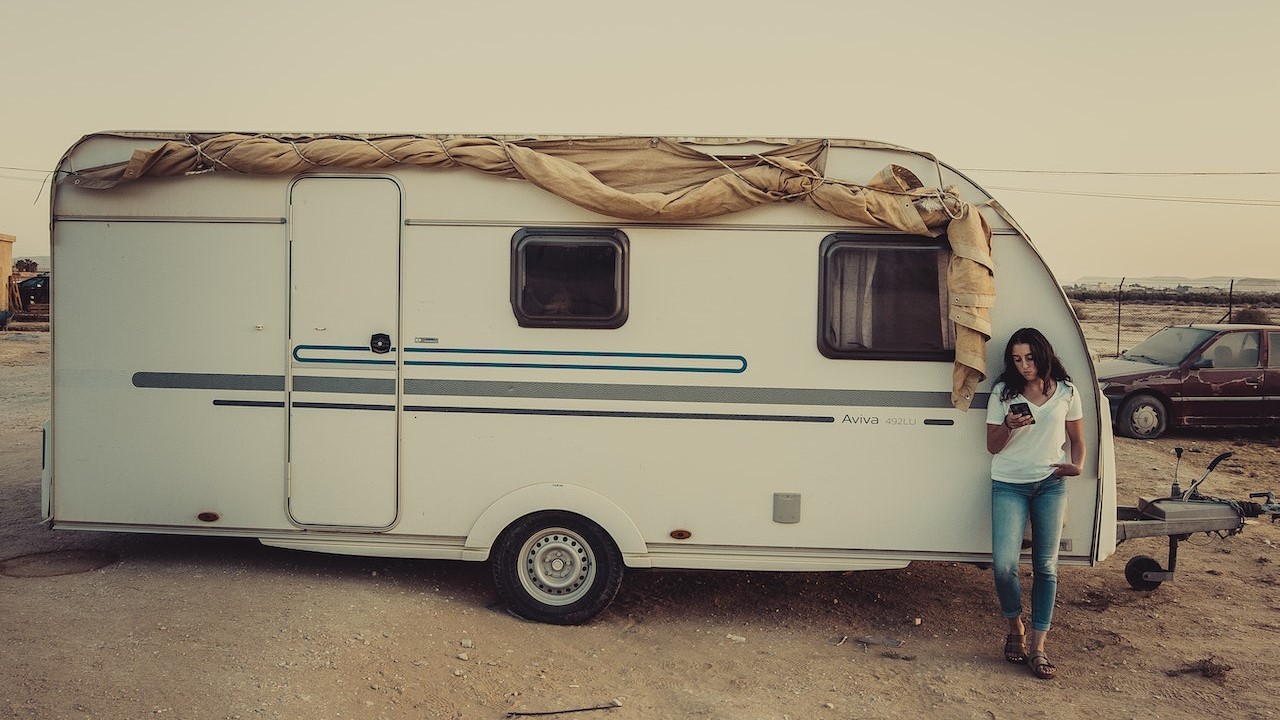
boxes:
[1069,276,1280,293]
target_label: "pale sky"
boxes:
[2,0,1277,283]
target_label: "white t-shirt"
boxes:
[986,380,1084,483]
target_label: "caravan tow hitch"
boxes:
[1115,449,1280,590]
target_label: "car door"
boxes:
[1179,330,1264,425]
[1265,331,1280,425]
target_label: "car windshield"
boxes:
[1122,327,1216,365]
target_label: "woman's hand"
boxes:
[1051,463,1081,477]
[1005,411,1033,430]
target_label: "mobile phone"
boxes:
[1009,402,1035,423]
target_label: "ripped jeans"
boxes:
[991,475,1067,633]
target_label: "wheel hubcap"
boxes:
[519,528,595,606]
[1132,405,1159,433]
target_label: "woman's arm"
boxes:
[986,409,1030,454]
[986,422,1010,454]
[1051,418,1086,477]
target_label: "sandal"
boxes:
[1028,652,1057,680]
[1003,634,1027,664]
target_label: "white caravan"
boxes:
[44,132,1116,623]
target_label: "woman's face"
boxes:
[1011,342,1038,381]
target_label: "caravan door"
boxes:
[287,176,401,528]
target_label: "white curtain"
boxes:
[835,249,878,349]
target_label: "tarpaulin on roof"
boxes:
[61,134,993,408]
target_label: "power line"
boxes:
[0,165,56,174]
[986,185,1280,207]
[0,173,51,183]
[964,168,1280,177]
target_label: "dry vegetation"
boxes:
[1073,299,1267,358]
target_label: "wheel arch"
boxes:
[462,483,649,567]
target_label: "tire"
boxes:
[1124,555,1164,591]
[1117,394,1168,439]
[492,511,623,625]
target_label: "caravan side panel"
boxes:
[52,216,290,530]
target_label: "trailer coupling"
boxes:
[1114,450,1279,591]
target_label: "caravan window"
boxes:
[511,228,629,329]
[818,234,954,360]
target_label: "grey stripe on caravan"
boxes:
[132,373,394,395]
[133,372,285,391]
[133,372,988,409]
[295,377,395,394]
[404,379,987,409]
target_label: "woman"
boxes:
[985,327,1085,680]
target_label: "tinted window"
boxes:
[1270,332,1280,368]
[511,229,628,329]
[818,235,953,360]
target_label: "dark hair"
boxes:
[998,327,1071,401]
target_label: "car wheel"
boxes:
[1118,394,1168,439]
[492,511,623,625]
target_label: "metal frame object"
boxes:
[1116,450,1279,590]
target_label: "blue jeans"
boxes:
[991,475,1067,632]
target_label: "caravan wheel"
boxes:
[1124,555,1164,591]
[492,511,623,625]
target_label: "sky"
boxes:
[2,0,1277,283]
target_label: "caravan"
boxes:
[45,132,1115,623]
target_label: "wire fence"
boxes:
[1066,282,1278,359]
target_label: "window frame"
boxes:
[510,227,629,329]
[817,233,955,362]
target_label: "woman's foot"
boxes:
[1003,634,1027,663]
[1028,652,1056,680]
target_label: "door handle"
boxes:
[370,333,392,354]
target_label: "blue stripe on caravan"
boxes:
[292,345,396,365]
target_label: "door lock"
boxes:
[370,333,392,354]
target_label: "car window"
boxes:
[1123,326,1215,365]
[1201,331,1261,369]
[1269,332,1280,368]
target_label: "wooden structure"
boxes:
[0,233,13,314]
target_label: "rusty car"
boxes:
[1099,323,1280,439]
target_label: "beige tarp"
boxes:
[62,134,994,408]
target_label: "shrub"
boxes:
[1070,301,1087,320]
[1233,306,1272,324]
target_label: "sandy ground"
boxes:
[2,306,1278,720]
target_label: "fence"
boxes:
[1065,281,1279,359]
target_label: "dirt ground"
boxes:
[2,305,1278,720]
